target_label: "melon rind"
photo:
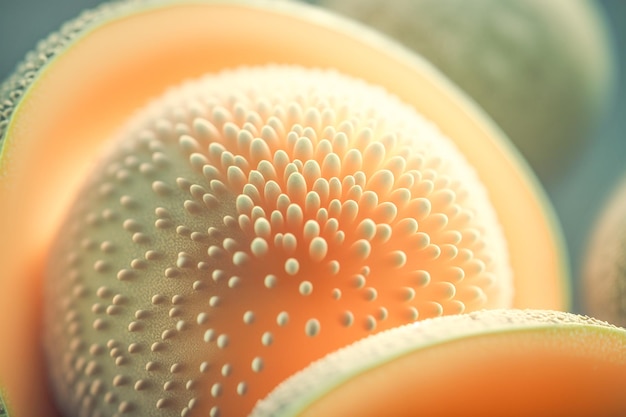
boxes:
[43,65,516,417]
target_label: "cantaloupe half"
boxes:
[251,309,626,417]
[0,0,568,416]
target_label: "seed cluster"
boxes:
[44,66,511,417]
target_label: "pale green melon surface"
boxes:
[583,174,626,327]
[314,0,615,183]
[0,1,574,415]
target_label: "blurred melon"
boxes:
[583,174,626,327]
[0,0,568,416]
[313,0,616,183]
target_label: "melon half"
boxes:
[252,309,626,417]
[0,0,568,416]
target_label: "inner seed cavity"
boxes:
[43,65,512,417]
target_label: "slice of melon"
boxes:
[0,0,568,415]
[251,309,626,417]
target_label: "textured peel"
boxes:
[583,175,626,327]
[251,309,626,417]
[45,65,511,417]
[315,0,615,183]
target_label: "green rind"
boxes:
[249,309,625,417]
[0,0,204,151]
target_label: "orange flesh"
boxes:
[298,328,626,417]
[0,2,567,416]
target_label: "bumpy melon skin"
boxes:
[313,0,615,184]
[251,309,626,417]
[43,65,515,417]
[583,175,626,327]
[0,0,569,416]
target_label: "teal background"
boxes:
[0,0,624,313]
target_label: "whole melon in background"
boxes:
[314,0,615,184]
[583,174,626,327]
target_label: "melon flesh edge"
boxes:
[251,310,626,417]
[0,1,568,416]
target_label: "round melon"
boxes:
[583,174,626,327]
[252,309,626,417]
[313,0,615,183]
[0,1,568,416]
